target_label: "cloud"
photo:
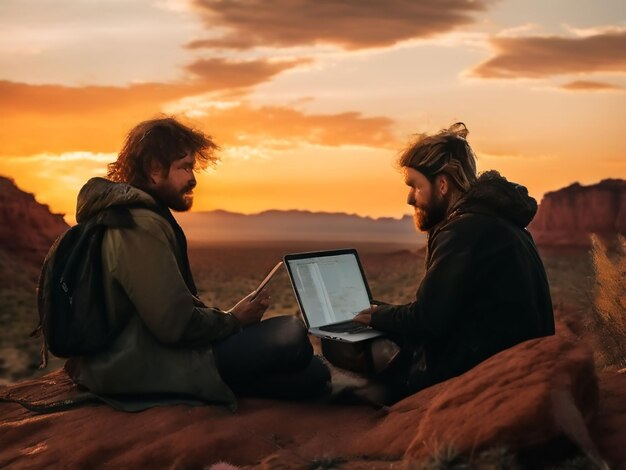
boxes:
[0,77,397,156]
[0,57,303,114]
[198,104,398,150]
[471,30,626,78]
[0,79,202,155]
[560,80,623,92]
[496,23,541,38]
[564,24,626,38]
[0,80,196,115]
[185,57,311,86]
[0,56,316,155]
[155,0,195,12]
[188,0,489,50]
[2,152,115,163]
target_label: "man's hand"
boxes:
[228,290,270,327]
[353,306,378,326]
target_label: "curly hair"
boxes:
[398,122,477,192]
[107,117,219,187]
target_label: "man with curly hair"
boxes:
[67,117,330,409]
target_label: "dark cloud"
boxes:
[188,0,489,50]
[185,57,311,87]
[472,31,626,78]
[560,80,623,91]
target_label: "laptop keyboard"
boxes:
[319,320,369,334]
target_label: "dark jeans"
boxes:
[322,336,427,405]
[213,316,330,400]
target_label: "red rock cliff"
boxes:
[0,176,69,265]
[529,179,626,247]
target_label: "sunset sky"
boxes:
[1,0,624,222]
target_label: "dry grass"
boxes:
[589,234,626,369]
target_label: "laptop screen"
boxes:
[284,250,372,328]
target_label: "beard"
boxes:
[413,191,449,232]
[155,182,195,212]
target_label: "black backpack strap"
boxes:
[34,231,66,368]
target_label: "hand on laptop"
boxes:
[228,290,270,327]
[353,306,378,326]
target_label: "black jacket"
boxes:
[371,171,554,391]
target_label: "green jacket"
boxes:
[70,177,240,408]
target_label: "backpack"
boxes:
[34,207,134,364]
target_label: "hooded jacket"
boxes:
[371,171,555,391]
[69,177,241,408]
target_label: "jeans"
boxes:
[213,316,330,399]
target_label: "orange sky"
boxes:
[1,0,624,221]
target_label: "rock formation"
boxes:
[0,176,69,266]
[529,179,626,247]
[1,327,624,468]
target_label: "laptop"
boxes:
[283,249,385,343]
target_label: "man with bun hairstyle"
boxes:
[352,123,554,403]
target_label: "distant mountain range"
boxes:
[174,209,424,245]
[2,175,625,274]
[177,177,626,247]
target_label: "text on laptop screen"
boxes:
[287,253,371,328]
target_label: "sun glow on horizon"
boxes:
[1,0,624,220]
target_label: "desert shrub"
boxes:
[589,234,626,369]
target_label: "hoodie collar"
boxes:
[75,177,158,223]
[439,170,538,231]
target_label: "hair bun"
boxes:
[447,122,468,139]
